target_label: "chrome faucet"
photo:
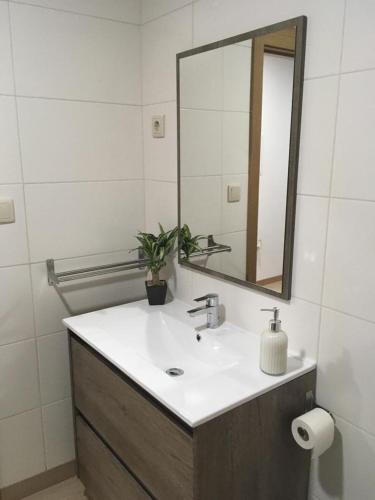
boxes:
[187,294,219,329]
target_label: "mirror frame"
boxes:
[176,16,307,300]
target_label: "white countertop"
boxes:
[63,298,316,427]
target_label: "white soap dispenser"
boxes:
[260,307,288,376]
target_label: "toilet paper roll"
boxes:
[291,408,334,459]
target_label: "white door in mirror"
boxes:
[0,198,15,224]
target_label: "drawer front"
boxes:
[76,416,151,500]
[71,337,194,500]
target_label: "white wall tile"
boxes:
[142,0,191,23]
[142,5,192,104]
[342,0,375,73]
[31,252,146,337]
[180,176,221,236]
[18,98,143,183]
[179,46,222,110]
[145,180,177,233]
[311,416,375,500]
[180,109,222,177]
[0,409,45,487]
[0,184,29,267]
[298,77,338,196]
[221,174,248,233]
[11,0,141,24]
[323,199,375,323]
[38,332,71,405]
[0,265,34,346]
[190,267,321,359]
[0,96,22,184]
[332,71,375,201]
[10,3,141,103]
[222,111,249,175]
[317,308,375,436]
[193,0,345,79]
[143,101,177,182]
[42,399,75,469]
[0,2,14,94]
[292,195,329,304]
[0,339,39,419]
[25,181,144,261]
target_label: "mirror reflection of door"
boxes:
[246,28,296,293]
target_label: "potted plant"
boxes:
[136,224,178,305]
[179,224,205,259]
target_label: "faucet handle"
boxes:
[194,293,218,302]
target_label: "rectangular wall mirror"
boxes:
[177,17,307,299]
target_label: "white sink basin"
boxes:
[64,299,315,427]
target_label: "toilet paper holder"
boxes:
[304,390,336,424]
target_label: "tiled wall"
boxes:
[0,0,144,489]
[141,1,375,499]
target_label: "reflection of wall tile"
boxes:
[180,47,222,110]
[222,112,249,174]
[223,44,251,112]
[180,109,222,177]
[220,231,247,280]
[221,174,248,233]
[180,176,221,236]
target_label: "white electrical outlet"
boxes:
[152,115,165,138]
[227,185,241,203]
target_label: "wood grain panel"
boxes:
[76,416,151,500]
[71,338,193,500]
[193,370,316,500]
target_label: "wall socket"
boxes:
[152,115,165,138]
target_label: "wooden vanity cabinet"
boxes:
[69,332,316,500]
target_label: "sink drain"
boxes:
[165,367,184,377]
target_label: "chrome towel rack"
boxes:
[185,235,232,259]
[47,249,148,286]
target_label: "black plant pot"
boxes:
[145,280,167,305]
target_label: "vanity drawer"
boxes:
[76,416,151,500]
[71,337,194,500]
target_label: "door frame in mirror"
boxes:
[176,16,307,300]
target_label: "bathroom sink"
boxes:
[64,299,315,426]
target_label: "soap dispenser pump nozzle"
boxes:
[261,307,281,332]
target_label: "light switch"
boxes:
[152,115,165,138]
[0,198,15,224]
[227,185,241,203]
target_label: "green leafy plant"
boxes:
[179,224,205,259]
[136,224,178,286]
